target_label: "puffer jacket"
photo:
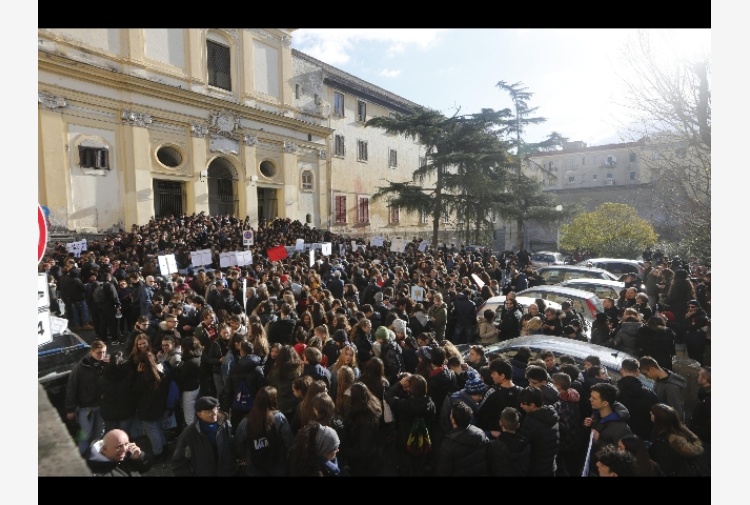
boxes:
[649,431,705,477]
[488,431,531,476]
[385,382,437,455]
[654,371,688,421]
[613,321,644,355]
[477,317,499,345]
[436,424,489,476]
[171,412,236,476]
[98,361,137,422]
[518,405,560,476]
[65,355,105,414]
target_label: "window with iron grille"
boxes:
[207,40,231,91]
[419,156,427,168]
[358,197,369,223]
[301,171,313,190]
[389,149,397,168]
[420,209,429,224]
[79,146,109,170]
[334,92,345,117]
[629,152,637,162]
[389,205,400,224]
[357,140,368,162]
[334,135,345,157]
[443,209,450,224]
[357,100,367,122]
[630,171,636,180]
[568,176,575,184]
[334,195,347,224]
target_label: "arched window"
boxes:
[301,170,313,191]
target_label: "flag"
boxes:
[266,245,288,262]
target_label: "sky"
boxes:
[291,28,711,147]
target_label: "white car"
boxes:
[560,278,626,301]
[577,258,646,280]
[529,251,566,268]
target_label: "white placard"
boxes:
[220,251,241,268]
[50,315,69,336]
[242,278,247,311]
[351,240,357,250]
[295,238,305,251]
[339,244,346,256]
[236,251,253,266]
[191,249,212,267]
[158,254,179,276]
[371,236,385,247]
[418,240,429,253]
[390,237,406,253]
[65,240,86,258]
[471,274,485,290]
[38,273,52,345]
[309,249,315,267]
[410,284,425,302]
[284,246,296,257]
[321,242,332,256]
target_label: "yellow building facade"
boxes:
[38,28,453,241]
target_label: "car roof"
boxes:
[561,279,626,288]
[537,265,612,273]
[480,295,563,310]
[518,285,601,299]
[473,335,636,373]
[577,258,642,265]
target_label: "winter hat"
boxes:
[315,424,340,457]
[392,319,407,335]
[195,396,219,412]
[374,326,392,342]
[464,374,488,395]
[332,329,349,343]
[418,346,432,361]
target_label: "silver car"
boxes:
[518,285,605,326]
[535,265,620,285]
[560,278,626,301]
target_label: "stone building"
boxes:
[38,28,456,242]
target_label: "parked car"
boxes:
[535,265,620,285]
[577,258,645,280]
[517,285,604,328]
[529,251,566,268]
[464,244,485,254]
[460,335,643,383]
[560,278,626,302]
[476,296,562,325]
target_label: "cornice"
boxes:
[39,53,333,137]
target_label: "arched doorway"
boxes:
[207,157,238,216]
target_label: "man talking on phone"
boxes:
[86,429,153,476]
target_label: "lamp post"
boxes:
[555,205,563,251]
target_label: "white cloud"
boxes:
[292,28,447,65]
[379,68,402,78]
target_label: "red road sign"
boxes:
[38,204,47,264]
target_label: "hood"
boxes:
[239,354,262,368]
[559,388,580,403]
[447,424,487,446]
[529,405,559,426]
[661,371,688,389]
[87,439,110,462]
[667,433,704,458]
[599,401,631,424]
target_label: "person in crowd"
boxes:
[234,386,295,477]
[289,421,342,476]
[583,382,633,476]
[616,358,659,441]
[99,350,137,438]
[595,444,638,477]
[487,406,530,476]
[65,340,108,455]
[637,315,676,370]
[436,401,489,476]
[518,386,560,477]
[648,403,706,477]
[85,428,153,477]
[639,356,687,422]
[618,434,663,477]
[171,396,236,476]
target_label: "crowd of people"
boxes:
[43,214,711,477]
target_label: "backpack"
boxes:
[405,417,432,456]
[93,282,106,304]
[249,423,280,469]
[232,379,254,412]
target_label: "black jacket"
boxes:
[518,405,560,476]
[427,366,457,417]
[86,444,153,477]
[98,361,137,422]
[65,355,105,414]
[452,294,477,326]
[436,424,489,476]
[615,376,659,441]
[227,354,266,412]
[385,382,437,454]
[133,368,170,421]
[476,384,523,433]
[171,413,236,476]
[488,431,531,476]
[267,317,297,346]
[636,325,675,370]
